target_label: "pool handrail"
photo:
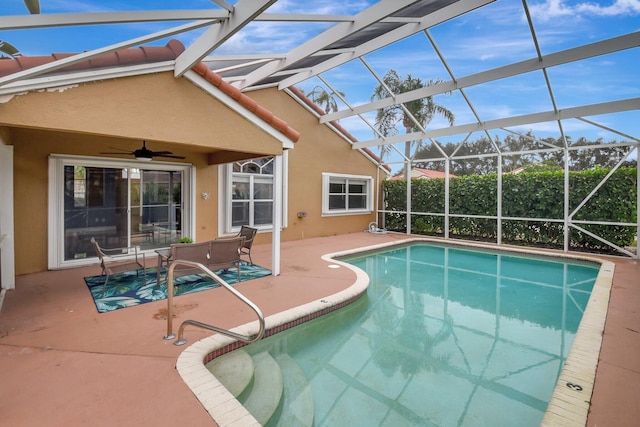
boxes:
[162,259,265,346]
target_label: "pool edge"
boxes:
[176,237,613,427]
[175,254,370,426]
[540,259,614,426]
[330,237,614,427]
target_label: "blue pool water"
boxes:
[221,243,600,426]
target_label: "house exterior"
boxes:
[0,41,387,286]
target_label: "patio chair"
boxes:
[90,237,146,297]
[236,226,257,264]
[166,240,212,282]
[208,236,246,282]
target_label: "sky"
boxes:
[2,0,639,166]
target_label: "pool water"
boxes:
[214,243,599,426]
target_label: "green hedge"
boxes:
[382,167,638,253]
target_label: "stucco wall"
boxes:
[10,128,220,274]
[7,77,383,275]
[0,72,284,156]
[247,88,382,241]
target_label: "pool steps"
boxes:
[207,349,314,426]
[206,349,254,398]
[273,354,314,427]
[243,351,283,425]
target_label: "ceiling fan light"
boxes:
[135,155,153,161]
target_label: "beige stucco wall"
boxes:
[6,76,382,275]
[10,127,221,274]
[248,88,382,241]
[0,72,284,157]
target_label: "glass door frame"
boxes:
[48,154,194,269]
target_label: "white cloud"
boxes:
[529,0,640,22]
[266,0,372,14]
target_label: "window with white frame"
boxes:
[232,158,273,228]
[221,155,288,234]
[322,173,373,215]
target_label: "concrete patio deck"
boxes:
[0,233,638,426]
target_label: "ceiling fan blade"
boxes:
[100,141,185,160]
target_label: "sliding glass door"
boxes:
[137,170,183,246]
[49,156,192,268]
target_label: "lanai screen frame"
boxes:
[0,0,637,258]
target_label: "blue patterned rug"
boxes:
[84,262,271,313]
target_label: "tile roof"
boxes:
[0,40,186,76]
[0,40,299,143]
[288,86,389,172]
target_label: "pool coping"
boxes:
[175,237,614,426]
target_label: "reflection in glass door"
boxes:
[63,165,183,261]
[137,170,182,246]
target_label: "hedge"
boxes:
[382,167,637,253]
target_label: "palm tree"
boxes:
[371,69,454,179]
[306,85,345,114]
[1,1,40,58]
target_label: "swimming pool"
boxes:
[177,240,613,426]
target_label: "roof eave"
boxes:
[0,61,176,97]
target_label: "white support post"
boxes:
[0,143,15,290]
[271,154,283,276]
[563,147,570,252]
[406,162,412,235]
[444,159,450,239]
[497,154,503,245]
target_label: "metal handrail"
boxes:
[162,259,265,346]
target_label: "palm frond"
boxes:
[371,69,456,155]
[0,41,21,58]
[24,0,40,14]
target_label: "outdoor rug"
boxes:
[84,262,271,313]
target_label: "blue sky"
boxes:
[2,0,639,162]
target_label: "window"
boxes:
[221,154,288,234]
[322,173,373,215]
[231,158,274,228]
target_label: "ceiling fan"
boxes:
[101,140,185,161]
